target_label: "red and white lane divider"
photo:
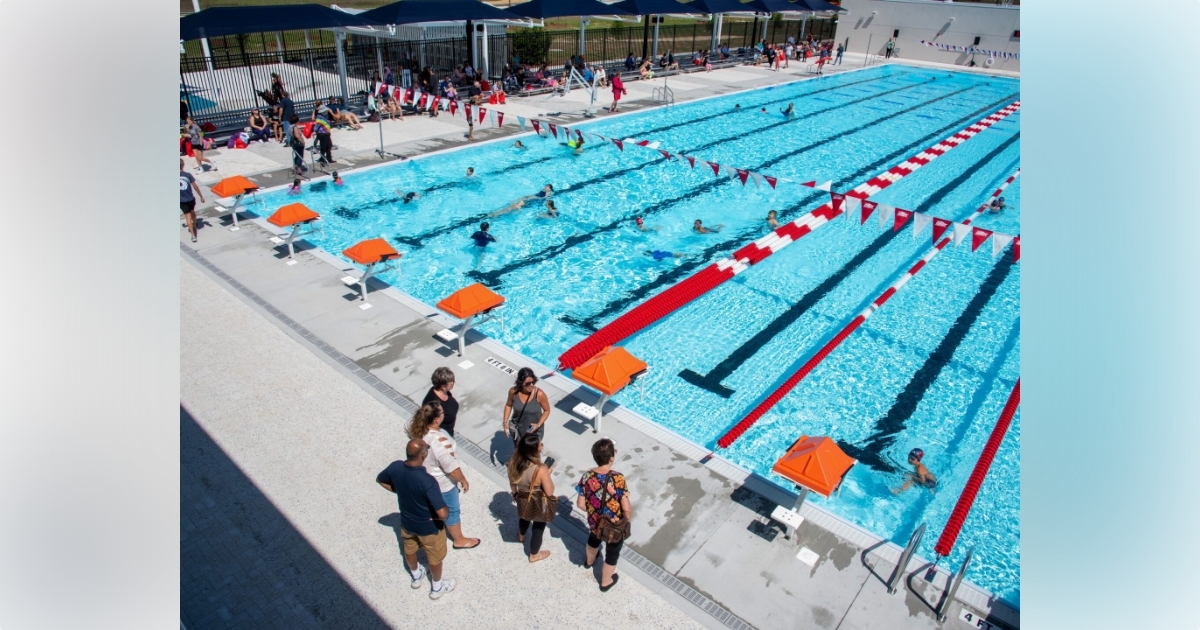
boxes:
[934,378,1020,558]
[717,237,954,448]
[715,166,1021,449]
[557,101,1021,371]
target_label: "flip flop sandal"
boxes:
[453,538,481,550]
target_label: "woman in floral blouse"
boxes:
[575,438,632,591]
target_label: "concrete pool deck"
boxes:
[181,57,1020,630]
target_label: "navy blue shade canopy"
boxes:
[181,5,376,41]
[358,0,525,26]
[685,0,765,14]
[507,0,636,19]
[608,0,709,16]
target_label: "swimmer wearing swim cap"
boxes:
[892,448,937,494]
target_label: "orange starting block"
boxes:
[210,175,260,231]
[435,283,505,356]
[267,203,321,262]
[340,238,401,308]
[769,436,856,538]
[570,346,648,433]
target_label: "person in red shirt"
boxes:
[610,74,627,113]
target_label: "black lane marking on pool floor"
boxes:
[624,71,897,140]
[332,155,558,220]
[462,81,959,287]
[678,132,1020,397]
[837,246,1019,474]
[561,91,1021,333]
[394,77,934,248]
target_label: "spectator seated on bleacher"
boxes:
[595,66,608,87]
[639,59,654,80]
[248,109,271,143]
[625,53,636,72]
[328,98,363,130]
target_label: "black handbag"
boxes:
[515,465,558,523]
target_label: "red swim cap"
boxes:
[636,217,644,225]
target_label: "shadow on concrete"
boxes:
[484,491,589,567]
[181,405,391,629]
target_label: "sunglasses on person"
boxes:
[522,378,537,387]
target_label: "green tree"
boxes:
[511,27,552,65]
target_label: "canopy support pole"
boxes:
[276,32,285,65]
[335,30,349,105]
[376,37,385,80]
[480,23,490,80]
[800,13,808,42]
[710,14,722,52]
[191,0,219,97]
[593,393,610,434]
[761,15,770,41]
[578,17,587,57]
[652,16,660,59]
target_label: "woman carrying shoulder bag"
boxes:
[507,433,557,563]
[502,367,550,447]
[576,438,631,592]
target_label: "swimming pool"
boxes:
[262,65,1021,603]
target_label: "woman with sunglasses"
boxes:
[503,367,550,446]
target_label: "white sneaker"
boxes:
[429,577,457,600]
[410,569,426,589]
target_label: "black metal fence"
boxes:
[181,18,837,131]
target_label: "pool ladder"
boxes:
[652,75,675,106]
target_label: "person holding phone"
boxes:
[508,433,556,563]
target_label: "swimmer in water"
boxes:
[332,171,344,186]
[466,167,476,178]
[489,198,525,217]
[470,221,497,248]
[892,448,937,494]
[533,184,554,199]
[693,219,723,234]
[781,103,795,117]
[513,140,526,149]
[287,178,302,195]
[766,210,780,228]
[644,250,681,260]
[734,104,742,110]
[401,192,421,204]
[572,134,585,155]
[988,196,1007,214]
[759,107,768,114]
[537,200,559,218]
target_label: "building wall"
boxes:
[834,0,1020,72]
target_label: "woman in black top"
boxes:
[422,367,459,437]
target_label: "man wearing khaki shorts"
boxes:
[378,439,457,599]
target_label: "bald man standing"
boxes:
[378,439,456,599]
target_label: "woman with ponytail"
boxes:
[409,401,481,549]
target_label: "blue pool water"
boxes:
[261,65,1021,603]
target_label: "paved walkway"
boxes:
[181,260,704,630]
[181,58,1021,630]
